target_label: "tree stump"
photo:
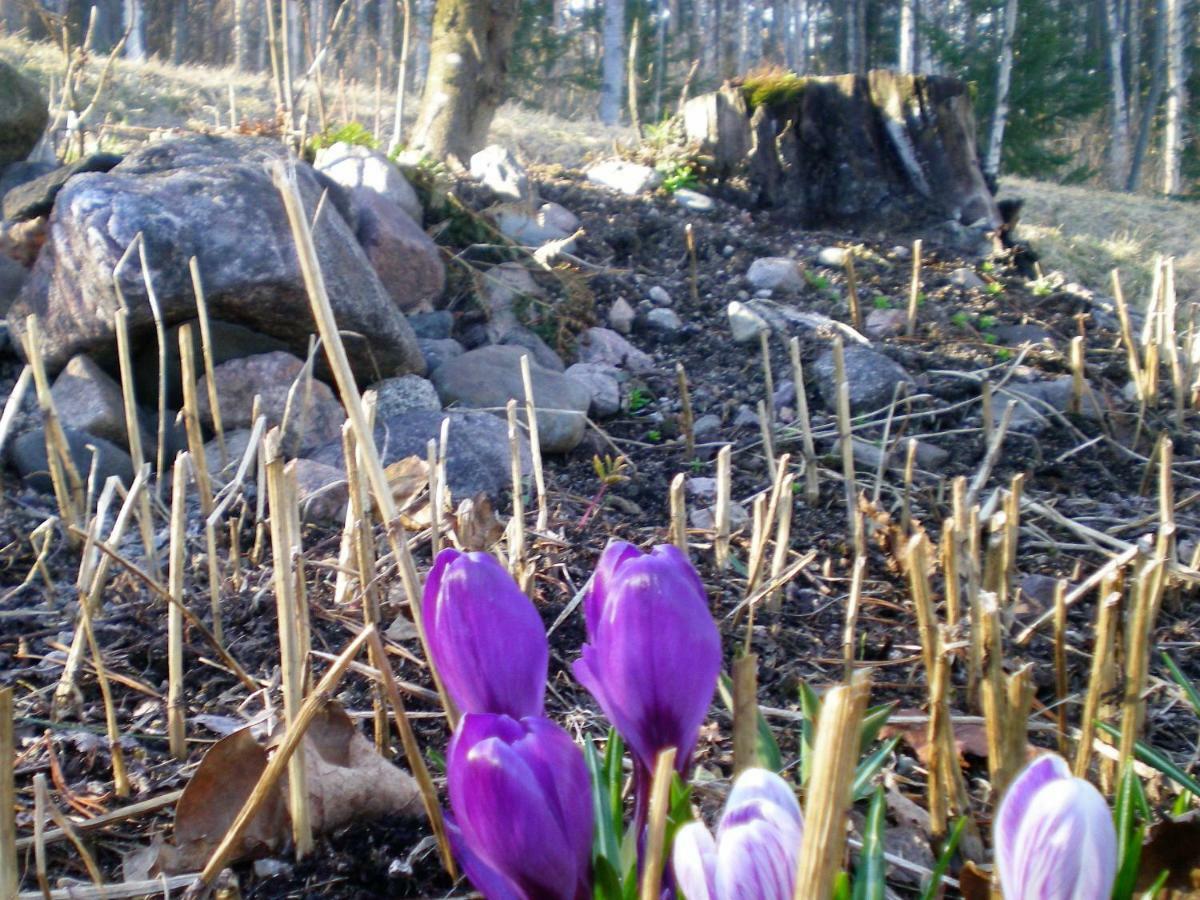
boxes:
[683,71,1000,231]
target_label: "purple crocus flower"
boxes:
[672,768,804,900]
[423,548,548,719]
[573,542,721,778]
[447,713,593,900]
[994,753,1117,900]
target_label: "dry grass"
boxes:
[1004,175,1200,309]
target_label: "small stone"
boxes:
[645,308,682,336]
[812,345,915,414]
[723,245,735,258]
[369,374,442,418]
[539,202,579,234]
[585,159,662,195]
[754,289,773,299]
[468,145,532,202]
[692,413,721,437]
[407,310,454,340]
[890,245,911,260]
[493,204,575,248]
[727,300,770,343]
[732,405,759,428]
[747,257,804,292]
[865,308,907,338]
[482,262,540,338]
[687,477,717,501]
[690,502,750,531]
[949,267,985,290]
[577,327,655,375]
[564,363,621,418]
[648,285,672,306]
[253,859,294,880]
[50,354,134,447]
[817,247,848,267]
[673,188,715,212]
[289,458,349,524]
[417,338,464,373]
[608,298,637,335]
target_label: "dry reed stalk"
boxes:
[732,652,759,775]
[427,438,442,556]
[832,338,862,557]
[747,494,767,608]
[33,768,50,900]
[677,362,695,460]
[113,308,160,577]
[137,237,169,495]
[1158,437,1176,565]
[271,162,455,725]
[842,553,867,681]
[905,533,939,679]
[965,401,1014,511]
[639,747,678,900]
[1015,545,1138,644]
[979,592,1011,795]
[900,436,917,535]
[176,329,212,512]
[1,687,15,900]
[745,454,791,599]
[941,518,961,632]
[714,444,732,570]
[1111,269,1144,398]
[794,673,872,898]
[669,472,687,555]
[844,251,862,331]
[506,399,526,573]
[519,355,549,533]
[768,472,795,610]
[1119,543,1169,769]
[34,773,104,889]
[980,378,994,448]
[15,791,184,854]
[905,239,922,336]
[364,630,456,878]
[22,316,84,533]
[788,338,820,504]
[926,628,949,841]
[189,257,227,468]
[1053,579,1069,757]
[758,400,777,482]
[344,427,387,752]
[191,627,376,892]
[966,506,983,711]
[265,429,313,857]
[0,365,31,457]
[1073,586,1121,778]
[869,389,902,506]
[167,454,188,761]
[685,223,699,305]
[1069,335,1086,415]
[1004,665,1034,785]
[760,331,776,427]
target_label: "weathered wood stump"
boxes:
[684,70,1000,231]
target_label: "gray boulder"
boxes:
[576,327,655,375]
[369,374,442,418]
[431,344,590,453]
[9,135,425,382]
[9,427,134,491]
[812,345,915,414]
[314,142,422,222]
[0,255,27,316]
[50,354,135,447]
[564,363,621,418]
[0,62,47,167]
[348,184,445,314]
[308,408,530,502]
[418,337,464,373]
[2,153,122,221]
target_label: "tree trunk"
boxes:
[599,0,625,124]
[1103,0,1132,188]
[686,73,1001,229]
[898,0,915,73]
[411,0,520,161]
[389,0,412,152]
[233,0,248,69]
[1127,0,1166,191]
[984,0,1017,181]
[122,0,145,59]
[1161,0,1185,194]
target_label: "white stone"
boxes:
[747,257,804,292]
[585,159,663,195]
[727,300,770,343]
[674,188,715,212]
[314,142,422,223]
[648,285,672,306]
[608,297,637,335]
[817,247,848,267]
[469,144,532,202]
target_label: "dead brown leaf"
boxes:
[451,493,506,551]
[957,860,992,900]
[881,710,990,764]
[385,456,436,529]
[1136,813,1200,896]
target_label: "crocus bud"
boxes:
[673,767,803,900]
[994,753,1117,900]
[423,548,548,718]
[447,713,593,900]
[573,542,721,777]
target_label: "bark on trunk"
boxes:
[1127,0,1166,191]
[1103,0,1132,188]
[1161,0,1185,195]
[685,72,1001,230]
[599,0,625,124]
[984,0,1018,180]
[122,0,145,59]
[898,0,915,73]
[411,0,520,162]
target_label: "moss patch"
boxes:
[741,68,807,111]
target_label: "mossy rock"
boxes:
[0,61,48,167]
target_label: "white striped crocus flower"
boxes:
[672,768,803,900]
[994,753,1117,900]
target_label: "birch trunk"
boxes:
[1103,0,1132,188]
[1127,0,1166,191]
[234,0,248,69]
[599,0,625,125]
[984,0,1018,180]
[389,0,412,153]
[898,0,915,73]
[1161,0,1185,194]
[122,0,145,60]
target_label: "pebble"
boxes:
[608,297,637,335]
[645,307,683,336]
[817,247,848,267]
[648,285,672,306]
[673,188,715,212]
